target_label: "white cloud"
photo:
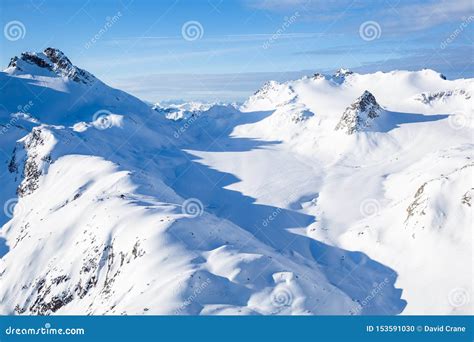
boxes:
[384,0,473,31]
[244,0,473,32]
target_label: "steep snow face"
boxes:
[0,50,472,316]
[335,91,382,134]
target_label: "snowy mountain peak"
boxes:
[333,68,354,78]
[335,90,382,134]
[152,101,216,120]
[312,72,325,80]
[242,80,297,111]
[253,80,282,96]
[6,47,95,84]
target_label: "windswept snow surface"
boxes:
[0,50,472,315]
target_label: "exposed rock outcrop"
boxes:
[335,90,382,134]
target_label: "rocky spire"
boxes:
[335,90,382,134]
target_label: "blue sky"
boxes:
[1,0,473,102]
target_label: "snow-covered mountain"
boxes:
[334,90,382,134]
[0,48,472,316]
[152,101,216,121]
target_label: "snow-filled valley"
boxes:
[0,48,472,315]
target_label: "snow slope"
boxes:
[0,49,471,315]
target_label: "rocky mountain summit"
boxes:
[331,68,354,84]
[333,68,353,78]
[6,47,95,84]
[335,90,382,134]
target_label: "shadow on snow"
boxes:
[162,109,407,315]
